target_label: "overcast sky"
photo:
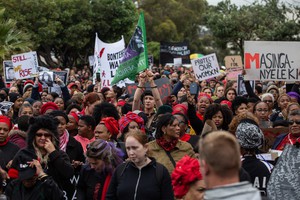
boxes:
[206,0,299,6]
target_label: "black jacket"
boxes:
[5,175,64,200]
[0,141,19,170]
[106,159,174,200]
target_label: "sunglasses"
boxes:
[288,120,300,125]
[36,133,52,138]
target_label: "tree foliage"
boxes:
[1,0,138,68]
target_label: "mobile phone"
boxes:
[190,82,199,95]
[96,72,101,82]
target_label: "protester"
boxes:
[95,117,119,141]
[253,101,272,128]
[80,92,101,116]
[147,113,195,174]
[118,112,144,140]
[172,155,205,200]
[77,139,123,200]
[106,131,174,200]
[199,131,261,199]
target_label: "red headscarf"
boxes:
[198,92,213,103]
[118,112,144,134]
[171,155,203,199]
[41,102,59,115]
[172,104,188,115]
[100,117,119,136]
[69,112,79,123]
[0,116,12,146]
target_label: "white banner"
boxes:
[244,41,300,81]
[93,34,125,87]
[191,53,220,81]
[11,51,38,80]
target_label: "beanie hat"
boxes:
[157,105,173,116]
[172,104,187,115]
[23,80,34,94]
[287,92,300,103]
[9,92,22,103]
[40,102,59,115]
[100,117,119,136]
[236,119,264,149]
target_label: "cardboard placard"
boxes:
[11,51,39,80]
[224,55,243,80]
[191,53,220,81]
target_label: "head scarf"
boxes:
[41,102,59,115]
[172,104,188,115]
[197,92,213,103]
[0,115,12,131]
[171,155,203,199]
[100,117,119,136]
[69,111,79,123]
[119,112,144,134]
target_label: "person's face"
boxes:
[236,103,248,115]
[54,98,64,111]
[289,115,300,137]
[212,111,223,128]
[263,96,274,110]
[197,97,211,114]
[232,82,238,90]
[9,87,18,94]
[125,136,148,166]
[78,120,92,136]
[279,96,290,110]
[87,157,105,173]
[45,94,54,102]
[143,95,155,109]
[254,102,269,121]
[203,89,212,96]
[209,80,216,88]
[288,104,300,114]
[20,107,33,117]
[35,129,52,149]
[178,88,186,98]
[174,115,187,136]
[106,91,116,103]
[14,98,24,109]
[226,90,236,101]
[56,116,67,136]
[184,180,206,200]
[247,102,255,113]
[200,80,207,88]
[32,101,42,116]
[7,69,14,79]
[215,86,224,98]
[41,92,47,102]
[94,124,110,141]
[163,119,180,140]
[22,176,38,188]
[67,115,78,131]
[269,89,279,100]
[128,121,140,132]
[0,122,9,142]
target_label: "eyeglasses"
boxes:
[36,133,52,138]
[263,100,273,103]
[288,120,300,125]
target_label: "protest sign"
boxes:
[237,74,255,96]
[160,41,190,66]
[126,78,171,100]
[174,58,182,67]
[112,12,148,85]
[39,71,54,87]
[11,51,39,80]
[53,71,68,85]
[93,33,125,87]
[260,128,289,152]
[191,53,220,81]
[244,41,300,81]
[224,55,243,80]
[3,60,14,83]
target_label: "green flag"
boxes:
[111,12,148,85]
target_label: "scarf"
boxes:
[0,138,9,146]
[180,133,191,142]
[156,137,178,151]
[93,174,112,200]
[60,130,69,152]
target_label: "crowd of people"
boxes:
[0,63,299,200]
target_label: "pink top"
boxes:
[74,134,95,153]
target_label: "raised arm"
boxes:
[147,70,163,108]
[132,72,147,111]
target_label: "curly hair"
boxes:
[231,96,248,115]
[155,113,177,139]
[93,102,120,123]
[86,139,124,174]
[228,112,259,134]
[204,104,233,131]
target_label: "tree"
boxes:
[0,8,33,70]
[1,0,138,68]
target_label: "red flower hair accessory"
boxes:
[171,155,203,199]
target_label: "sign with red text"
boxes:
[11,51,38,80]
[126,78,171,100]
[244,41,300,81]
[93,33,125,87]
[191,53,220,81]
